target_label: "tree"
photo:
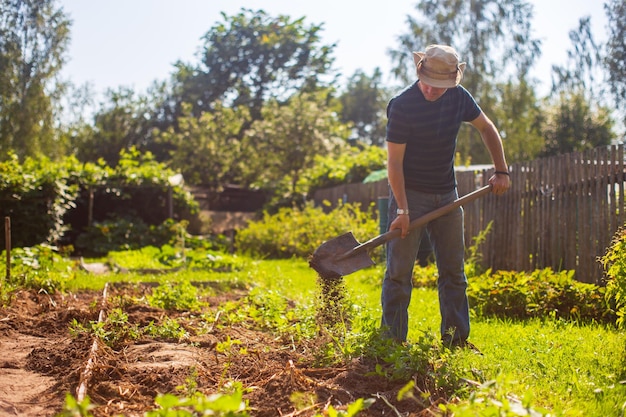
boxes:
[0,0,71,160]
[541,90,613,156]
[170,8,336,129]
[248,90,351,206]
[604,0,626,129]
[551,17,605,102]
[491,78,544,162]
[388,0,541,164]
[338,68,390,147]
[156,102,251,190]
[548,16,617,150]
[74,87,155,166]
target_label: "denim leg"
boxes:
[428,193,470,343]
[380,189,429,342]
[381,227,421,341]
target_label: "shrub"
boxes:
[468,268,615,324]
[3,245,75,297]
[600,224,626,329]
[234,201,378,259]
[74,217,185,256]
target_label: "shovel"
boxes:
[309,184,492,279]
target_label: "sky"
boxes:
[58,0,609,102]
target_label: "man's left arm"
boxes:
[469,112,511,195]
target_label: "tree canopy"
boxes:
[170,8,336,126]
[0,0,70,160]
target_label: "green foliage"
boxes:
[0,154,80,247]
[148,279,205,312]
[491,79,545,163]
[158,102,252,189]
[220,287,317,341]
[75,88,156,166]
[313,398,375,417]
[249,90,351,208]
[442,378,552,417]
[338,68,389,147]
[0,0,71,161]
[70,308,141,349]
[600,225,626,329]
[174,8,335,120]
[145,390,250,417]
[540,90,614,157]
[234,201,378,259]
[605,0,626,127]
[299,145,387,198]
[144,317,189,341]
[468,268,615,324]
[0,149,198,254]
[74,218,184,256]
[56,393,95,417]
[107,244,246,272]
[4,245,75,297]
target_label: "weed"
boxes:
[55,393,95,417]
[148,279,205,312]
[144,316,189,341]
[600,224,626,329]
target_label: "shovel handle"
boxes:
[336,184,492,261]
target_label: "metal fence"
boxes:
[313,144,625,284]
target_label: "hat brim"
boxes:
[412,51,465,88]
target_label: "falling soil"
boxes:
[0,284,444,416]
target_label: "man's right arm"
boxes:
[387,141,410,238]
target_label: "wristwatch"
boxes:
[396,208,409,215]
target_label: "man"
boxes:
[382,44,510,349]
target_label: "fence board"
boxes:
[312,145,626,284]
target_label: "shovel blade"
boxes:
[309,232,375,279]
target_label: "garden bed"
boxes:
[0,284,442,416]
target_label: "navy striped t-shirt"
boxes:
[386,81,481,194]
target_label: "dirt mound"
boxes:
[0,286,439,416]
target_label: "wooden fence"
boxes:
[313,144,625,284]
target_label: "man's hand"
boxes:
[389,214,410,238]
[489,172,511,196]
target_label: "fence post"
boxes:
[377,197,388,235]
[4,216,10,285]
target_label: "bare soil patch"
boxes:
[0,284,440,416]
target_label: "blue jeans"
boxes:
[381,187,470,343]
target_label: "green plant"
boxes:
[148,279,205,312]
[313,398,376,417]
[600,224,626,329]
[4,245,75,297]
[464,220,493,278]
[55,393,96,417]
[144,317,189,341]
[145,390,250,417]
[468,268,614,323]
[235,201,378,259]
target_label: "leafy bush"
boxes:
[0,154,80,247]
[299,145,387,196]
[74,217,185,256]
[468,268,615,324]
[234,201,378,259]
[3,245,75,298]
[265,145,387,211]
[600,224,626,329]
[148,280,205,312]
[0,149,198,254]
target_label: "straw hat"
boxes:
[412,44,466,88]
